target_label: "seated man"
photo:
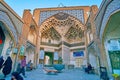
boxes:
[26,60,33,71]
[85,63,92,73]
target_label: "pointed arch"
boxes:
[28,24,37,44]
[39,12,85,32]
[0,10,19,45]
[39,12,85,43]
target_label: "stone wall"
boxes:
[62,45,70,64]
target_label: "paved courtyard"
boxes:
[0,65,100,80]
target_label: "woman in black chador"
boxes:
[2,56,12,77]
[0,56,4,70]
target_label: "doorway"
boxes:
[109,51,120,74]
[44,52,54,65]
[75,58,83,67]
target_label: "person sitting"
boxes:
[11,72,23,80]
[85,63,92,74]
[26,60,33,71]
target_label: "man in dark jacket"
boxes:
[0,56,4,70]
[85,63,92,73]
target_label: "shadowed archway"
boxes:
[0,22,5,55]
[102,11,120,74]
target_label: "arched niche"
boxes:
[28,25,37,44]
[0,21,14,56]
[102,11,120,74]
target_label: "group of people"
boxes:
[12,56,27,80]
[12,56,34,80]
[0,56,12,78]
[0,55,28,80]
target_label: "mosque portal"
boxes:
[35,6,90,67]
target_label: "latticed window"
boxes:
[109,51,120,69]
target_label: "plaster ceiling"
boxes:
[41,27,61,40]
[40,13,85,41]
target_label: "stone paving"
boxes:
[0,65,101,80]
